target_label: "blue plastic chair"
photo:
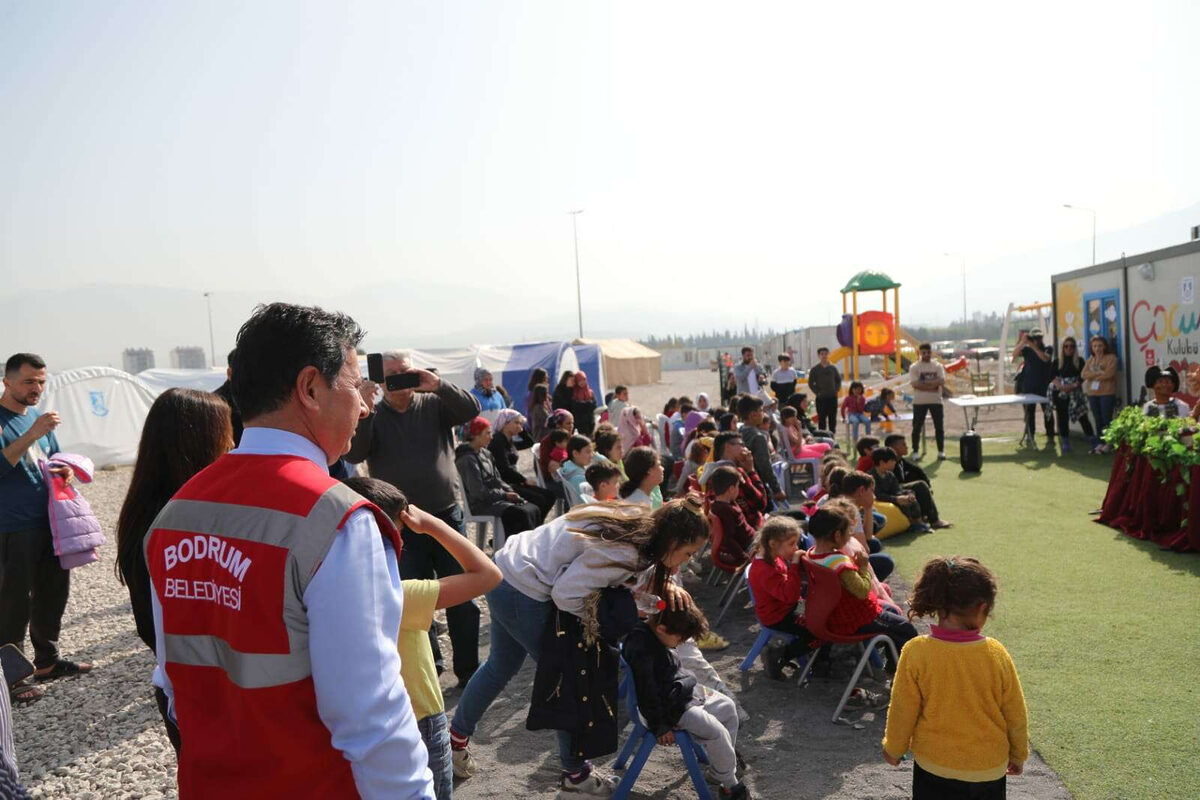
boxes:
[613,666,714,800]
[738,573,798,672]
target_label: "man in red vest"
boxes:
[145,303,434,799]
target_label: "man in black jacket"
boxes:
[622,607,749,799]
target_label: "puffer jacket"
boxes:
[454,443,515,516]
[38,453,104,569]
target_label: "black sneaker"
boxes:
[721,782,750,799]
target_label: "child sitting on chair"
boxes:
[748,516,821,680]
[780,406,832,459]
[707,465,756,571]
[841,381,871,442]
[622,605,750,800]
[558,434,594,504]
[583,462,621,502]
[804,507,918,670]
[883,557,1028,798]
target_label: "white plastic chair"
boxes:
[456,469,506,552]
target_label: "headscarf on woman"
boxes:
[474,367,495,397]
[696,392,710,412]
[618,406,651,452]
[493,408,525,434]
[572,372,595,402]
[547,408,575,432]
[683,410,708,440]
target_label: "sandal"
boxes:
[33,659,93,683]
[9,682,45,706]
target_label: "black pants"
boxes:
[855,606,919,669]
[764,607,830,666]
[513,483,555,521]
[815,396,839,435]
[498,502,542,536]
[0,527,70,670]
[914,762,1006,799]
[1051,395,1094,439]
[154,686,182,756]
[1023,402,1054,440]
[911,404,945,453]
[902,480,940,523]
[401,506,481,684]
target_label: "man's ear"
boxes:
[295,366,324,413]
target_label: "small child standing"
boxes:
[622,606,750,800]
[883,557,1028,799]
[804,508,918,669]
[343,477,502,800]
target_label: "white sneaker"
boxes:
[559,767,618,796]
[452,747,476,779]
[937,451,946,460]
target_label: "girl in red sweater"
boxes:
[747,517,818,679]
[841,381,871,443]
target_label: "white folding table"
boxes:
[947,394,1051,439]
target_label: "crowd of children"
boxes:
[361,373,1021,799]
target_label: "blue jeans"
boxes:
[450,580,583,772]
[419,712,453,800]
[846,412,871,442]
[1088,394,1117,447]
[866,536,894,581]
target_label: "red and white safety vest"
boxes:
[144,453,399,799]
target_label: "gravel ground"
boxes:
[8,369,1069,798]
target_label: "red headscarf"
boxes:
[572,372,594,402]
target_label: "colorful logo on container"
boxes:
[89,391,109,417]
[1132,300,1200,372]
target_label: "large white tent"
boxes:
[37,367,157,466]
[137,367,227,395]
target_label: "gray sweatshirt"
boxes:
[807,363,841,398]
[493,514,648,617]
[346,382,480,513]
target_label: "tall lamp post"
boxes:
[569,209,584,338]
[943,253,967,327]
[203,291,216,368]
[1063,204,1096,265]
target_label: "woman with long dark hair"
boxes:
[551,371,575,411]
[115,388,233,754]
[1049,336,1096,453]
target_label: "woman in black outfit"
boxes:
[115,388,234,755]
[488,409,556,520]
[1050,336,1095,453]
[551,371,575,411]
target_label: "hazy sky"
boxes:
[3,0,1200,353]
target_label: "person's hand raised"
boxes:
[31,412,60,438]
[411,369,441,393]
[359,380,379,412]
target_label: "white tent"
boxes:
[37,367,157,466]
[407,348,480,394]
[137,367,227,396]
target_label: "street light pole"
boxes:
[1063,204,1097,265]
[203,292,216,368]
[569,209,584,338]
[944,253,967,326]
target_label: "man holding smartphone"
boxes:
[1,353,93,705]
[347,351,482,687]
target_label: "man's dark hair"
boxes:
[5,353,46,375]
[648,604,709,641]
[736,394,763,419]
[585,461,621,487]
[231,303,365,421]
[778,353,791,363]
[841,470,875,495]
[679,402,695,416]
[342,476,408,519]
[713,431,741,461]
[919,342,932,351]
[871,446,898,466]
[614,384,628,395]
[740,346,753,356]
[708,465,741,497]
[816,347,829,355]
[884,433,906,449]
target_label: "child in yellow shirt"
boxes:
[344,477,502,800]
[882,556,1029,799]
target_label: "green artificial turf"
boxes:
[882,438,1200,800]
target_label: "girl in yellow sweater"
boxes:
[882,557,1028,799]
